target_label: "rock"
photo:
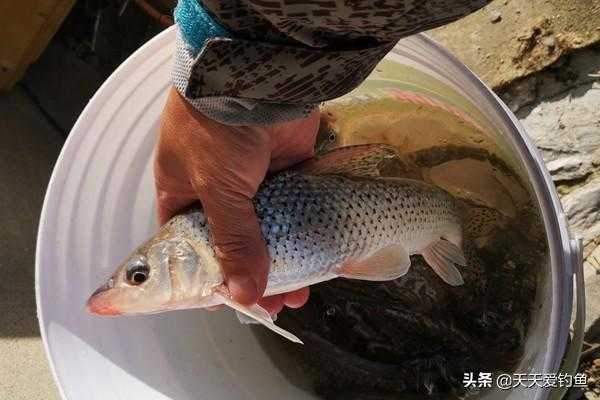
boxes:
[583,263,600,332]
[490,10,502,23]
[541,35,557,49]
[519,80,600,164]
[545,155,593,182]
[500,76,537,112]
[586,245,600,279]
[593,148,600,167]
[428,2,600,90]
[587,391,600,400]
[515,50,600,333]
[584,392,600,400]
[562,177,600,246]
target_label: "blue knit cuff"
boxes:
[174,0,231,55]
[170,1,316,125]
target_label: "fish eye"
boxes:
[126,262,150,285]
[328,132,336,142]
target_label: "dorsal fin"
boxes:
[296,143,401,178]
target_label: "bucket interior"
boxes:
[253,37,560,400]
[36,28,569,400]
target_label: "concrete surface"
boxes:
[0,86,63,399]
[21,39,104,134]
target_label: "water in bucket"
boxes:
[253,59,547,400]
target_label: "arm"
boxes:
[174,0,490,123]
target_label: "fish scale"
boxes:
[247,170,463,295]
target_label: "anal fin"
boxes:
[421,239,466,286]
[340,244,411,281]
[215,293,302,344]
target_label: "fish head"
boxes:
[87,216,223,316]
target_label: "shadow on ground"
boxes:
[498,46,600,118]
[0,87,64,337]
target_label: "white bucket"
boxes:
[36,27,585,400]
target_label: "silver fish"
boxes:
[87,144,467,343]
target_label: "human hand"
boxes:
[154,87,318,315]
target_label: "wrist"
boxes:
[171,28,316,126]
[174,0,231,55]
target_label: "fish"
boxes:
[87,144,467,344]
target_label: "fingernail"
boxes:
[228,275,258,305]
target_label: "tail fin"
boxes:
[421,239,467,286]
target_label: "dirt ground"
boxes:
[429,0,600,89]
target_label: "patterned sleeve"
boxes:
[172,0,490,125]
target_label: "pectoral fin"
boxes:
[236,311,277,324]
[340,244,411,281]
[236,311,259,325]
[421,239,466,286]
[215,294,302,344]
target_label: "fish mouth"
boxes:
[86,281,120,316]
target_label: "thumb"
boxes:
[199,190,269,305]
